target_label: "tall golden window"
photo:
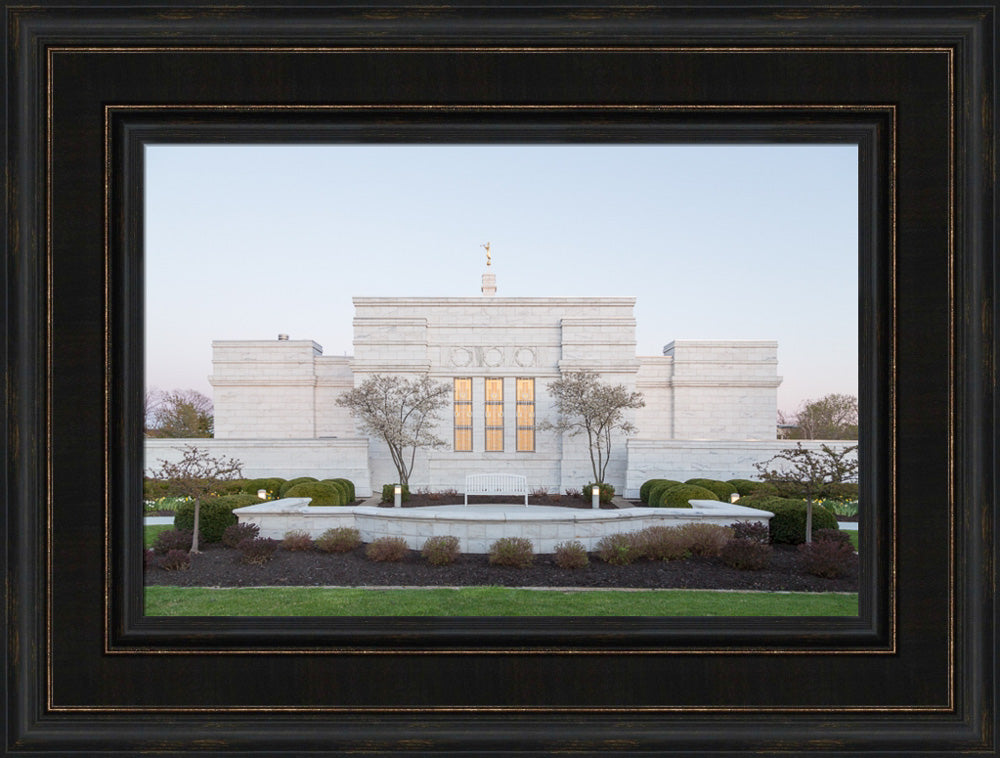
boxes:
[516,378,535,452]
[485,377,504,452]
[454,378,472,452]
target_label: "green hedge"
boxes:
[684,478,738,502]
[647,480,684,507]
[746,496,839,544]
[278,476,320,496]
[639,478,680,504]
[654,484,718,509]
[143,478,173,500]
[726,479,778,497]
[326,478,356,502]
[285,481,344,506]
[173,494,260,544]
[241,478,287,499]
[382,483,411,503]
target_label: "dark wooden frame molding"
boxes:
[4,2,996,756]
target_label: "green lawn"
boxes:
[145,585,858,617]
[144,523,173,548]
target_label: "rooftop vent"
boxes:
[277,334,289,341]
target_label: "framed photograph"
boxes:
[3,2,995,755]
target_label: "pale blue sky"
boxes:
[145,143,858,415]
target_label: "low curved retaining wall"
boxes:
[234,498,774,554]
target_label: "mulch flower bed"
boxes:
[146,496,858,592]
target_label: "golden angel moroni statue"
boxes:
[481,242,491,266]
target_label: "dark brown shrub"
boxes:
[676,522,733,557]
[720,538,773,570]
[553,540,589,569]
[221,521,259,548]
[152,528,194,555]
[812,528,854,549]
[730,520,770,544]
[281,530,314,551]
[634,527,688,562]
[595,532,642,565]
[365,536,410,562]
[798,539,855,578]
[315,527,362,553]
[488,537,534,568]
[159,549,191,571]
[237,537,279,565]
[421,535,461,566]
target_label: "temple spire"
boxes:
[480,242,496,296]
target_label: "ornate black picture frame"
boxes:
[3,2,996,755]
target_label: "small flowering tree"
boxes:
[754,442,859,543]
[539,371,645,485]
[336,374,451,487]
[148,445,243,553]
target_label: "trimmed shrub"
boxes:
[318,479,349,503]
[174,493,260,544]
[221,522,259,548]
[488,537,534,568]
[654,484,718,509]
[152,528,194,555]
[238,537,279,565]
[365,536,410,562]
[647,480,683,506]
[381,483,411,503]
[826,482,859,501]
[639,478,671,503]
[581,482,615,504]
[281,530,314,551]
[212,479,248,496]
[759,498,839,545]
[285,481,343,506]
[726,479,778,497]
[798,539,855,578]
[553,540,589,569]
[730,520,770,544]
[242,477,286,499]
[634,526,689,562]
[684,478,738,502]
[720,538,772,570]
[328,478,356,502]
[595,532,642,565]
[278,477,319,496]
[159,549,191,571]
[676,522,733,557]
[421,535,461,566]
[315,527,362,553]
[813,528,854,549]
[143,478,173,501]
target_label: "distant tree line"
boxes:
[778,393,858,440]
[145,388,213,438]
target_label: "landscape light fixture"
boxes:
[730,493,740,503]
[592,484,600,509]
[257,489,267,500]
[394,484,402,508]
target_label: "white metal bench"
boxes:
[464,473,529,506]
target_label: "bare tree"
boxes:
[779,393,858,440]
[147,389,214,438]
[335,374,451,486]
[754,442,859,543]
[539,371,645,484]
[147,445,243,553]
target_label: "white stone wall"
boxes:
[664,340,781,440]
[624,438,857,499]
[144,438,373,496]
